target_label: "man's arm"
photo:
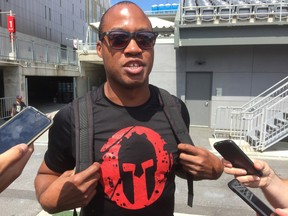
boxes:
[174,98,223,180]
[178,144,223,180]
[0,144,34,192]
[34,161,101,214]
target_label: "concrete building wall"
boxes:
[0,0,84,47]
[176,45,288,127]
[149,40,288,127]
[0,0,109,105]
[150,38,177,95]
[3,67,21,97]
[0,0,108,48]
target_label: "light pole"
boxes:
[0,10,16,59]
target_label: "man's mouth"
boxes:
[127,63,141,69]
[123,61,144,74]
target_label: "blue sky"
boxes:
[110,0,179,12]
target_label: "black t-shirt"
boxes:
[45,85,190,216]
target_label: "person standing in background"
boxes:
[11,95,26,117]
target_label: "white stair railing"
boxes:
[245,95,288,151]
[213,75,288,151]
[241,76,288,112]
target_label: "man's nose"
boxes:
[124,38,142,54]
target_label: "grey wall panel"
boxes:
[175,44,288,127]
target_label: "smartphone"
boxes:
[0,106,53,154]
[213,139,263,176]
[228,179,273,216]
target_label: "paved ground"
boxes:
[0,103,287,216]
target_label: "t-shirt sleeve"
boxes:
[44,104,75,173]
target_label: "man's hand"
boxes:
[35,162,101,214]
[178,144,223,180]
[0,144,34,193]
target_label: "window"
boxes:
[49,8,51,21]
[0,9,2,26]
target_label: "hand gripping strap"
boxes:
[158,87,194,207]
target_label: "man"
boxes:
[34,2,223,215]
[223,158,288,216]
[11,95,26,117]
[0,144,34,193]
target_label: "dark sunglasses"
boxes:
[99,30,158,50]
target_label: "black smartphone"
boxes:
[228,179,273,216]
[213,139,263,176]
[0,106,53,154]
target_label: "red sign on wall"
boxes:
[7,15,16,33]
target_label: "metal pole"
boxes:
[9,10,15,59]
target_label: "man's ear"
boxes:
[96,41,103,58]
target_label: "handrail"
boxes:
[0,97,15,120]
[241,76,288,112]
[0,34,78,66]
[180,1,288,24]
[213,75,288,151]
[245,94,288,151]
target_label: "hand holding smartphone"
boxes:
[213,139,263,176]
[228,179,273,216]
[0,106,53,154]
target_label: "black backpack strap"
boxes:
[73,91,94,173]
[157,87,194,207]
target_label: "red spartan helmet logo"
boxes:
[100,126,173,210]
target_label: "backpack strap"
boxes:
[157,87,195,207]
[73,91,94,173]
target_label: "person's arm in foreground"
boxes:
[0,144,34,193]
[178,144,223,180]
[34,161,101,214]
[274,208,288,216]
[223,158,288,210]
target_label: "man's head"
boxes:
[97,1,157,89]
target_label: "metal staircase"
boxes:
[213,76,288,151]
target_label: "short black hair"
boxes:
[98,1,143,35]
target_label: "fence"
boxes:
[0,97,15,120]
[0,34,77,65]
[180,0,288,24]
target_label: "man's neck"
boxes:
[104,82,150,107]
